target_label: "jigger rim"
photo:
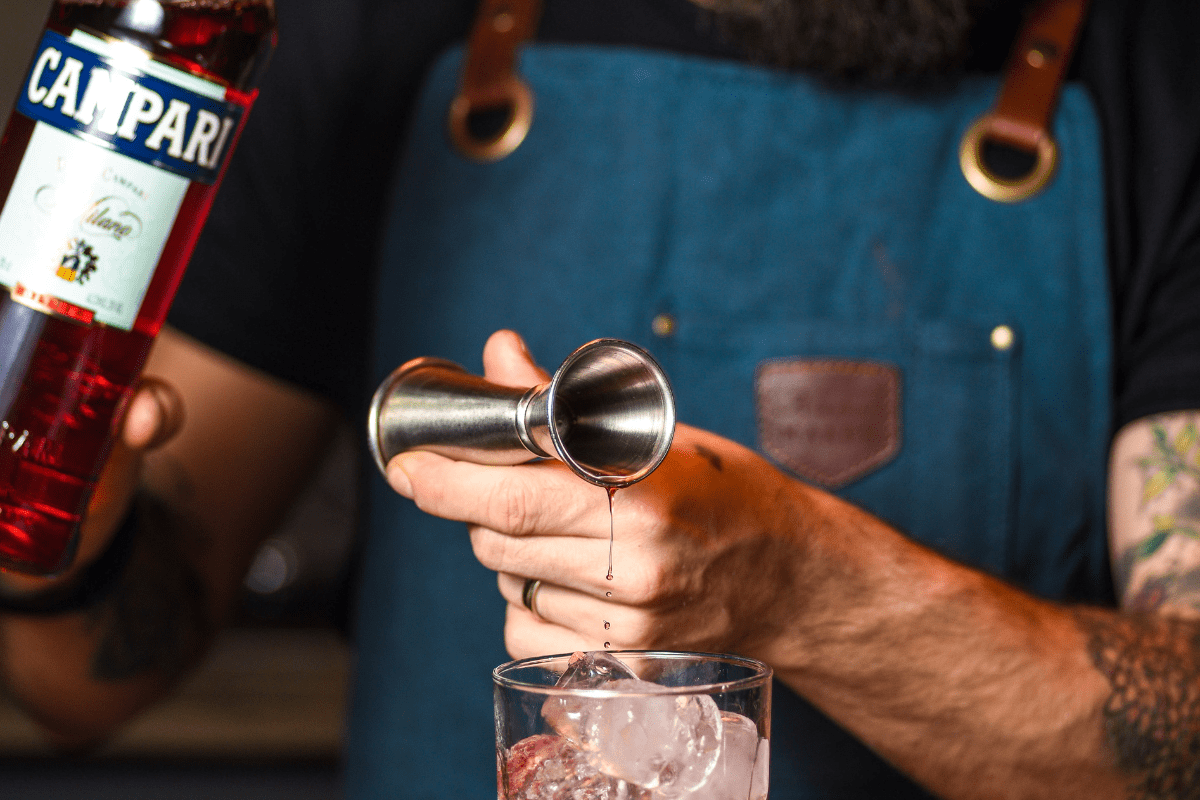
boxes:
[547,338,676,488]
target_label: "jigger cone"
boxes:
[368,338,675,487]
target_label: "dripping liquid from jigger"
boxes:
[603,485,619,648]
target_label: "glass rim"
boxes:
[493,649,773,697]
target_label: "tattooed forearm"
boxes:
[1112,415,1200,616]
[85,493,211,681]
[1076,610,1200,799]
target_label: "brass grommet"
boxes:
[990,324,1015,351]
[448,77,533,163]
[959,114,1057,204]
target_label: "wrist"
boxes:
[0,499,140,615]
[775,485,915,668]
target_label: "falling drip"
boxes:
[606,486,618,581]
[604,486,620,651]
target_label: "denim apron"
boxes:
[348,42,1111,799]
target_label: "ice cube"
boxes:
[557,651,641,688]
[542,652,640,755]
[543,673,723,796]
[683,711,769,800]
[501,733,649,800]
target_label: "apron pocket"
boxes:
[756,358,902,490]
[663,316,1017,578]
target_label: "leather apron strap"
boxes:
[960,0,1092,202]
[450,0,1092,200]
[448,0,543,161]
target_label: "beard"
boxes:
[698,0,997,85]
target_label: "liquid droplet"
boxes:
[603,642,611,649]
[606,591,612,598]
[606,486,618,581]
[603,621,610,630]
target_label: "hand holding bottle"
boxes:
[0,377,184,596]
[0,0,275,574]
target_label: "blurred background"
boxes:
[0,2,358,797]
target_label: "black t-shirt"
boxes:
[169,0,1200,431]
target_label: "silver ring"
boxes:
[522,578,543,619]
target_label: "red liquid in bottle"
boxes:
[0,0,275,574]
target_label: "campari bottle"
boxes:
[0,0,276,574]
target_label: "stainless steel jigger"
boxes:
[367,338,676,487]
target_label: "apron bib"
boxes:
[348,40,1111,799]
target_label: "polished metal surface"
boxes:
[368,339,675,487]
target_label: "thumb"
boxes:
[482,329,550,388]
[120,376,185,451]
[63,377,185,573]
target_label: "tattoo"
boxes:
[694,444,723,472]
[85,493,211,681]
[1117,418,1200,615]
[1077,611,1200,799]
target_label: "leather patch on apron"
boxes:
[756,359,901,489]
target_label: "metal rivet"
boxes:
[493,10,514,32]
[1026,41,1057,69]
[991,324,1015,351]
[651,313,676,338]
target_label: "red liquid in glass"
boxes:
[0,0,274,574]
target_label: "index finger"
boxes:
[389,450,612,538]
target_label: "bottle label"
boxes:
[0,29,248,331]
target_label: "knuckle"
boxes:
[485,474,542,535]
[621,558,673,607]
[469,525,533,575]
[468,526,506,569]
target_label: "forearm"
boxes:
[0,491,217,749]
[771,487,1188,800]
[0,329,341,749]
[409,409,1189,797]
